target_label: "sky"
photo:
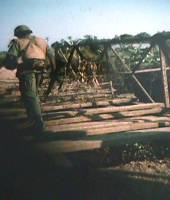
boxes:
[1,0,170,51]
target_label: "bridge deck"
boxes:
[0,78,170,154]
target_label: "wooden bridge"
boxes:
[1,32,170,199]
[0,77,170,155]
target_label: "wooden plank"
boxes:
[46,115,101,125]
[0,103,163,125]
[2,93,113,100]
[49,121,135,132]
[46,107,162,126]
[42,97,136,112]
[56,90,113,97]
[35,140,103,153]
[132,115,170,122]
[34,126,170,153]
[44,103,163,119]
[77,103,164,115]
[47,108,165,133]
[48,118,161,133]
[86,121,167,136]
[112,107,162,117]
[53,93,113,99]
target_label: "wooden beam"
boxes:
[43,103,164,122]
[47,109,163,132]
[30,127,170,153]
[82,103,163,115]
[46,107,162,127]
[59,48,77,78]
[35,140,103,153]
[159,48,170,108]
[86,121,168,136]
[42,97,136,112]
[0,102,164,121]
[123,67,170,74]
[56,90,113,97]
[48,121,135,132]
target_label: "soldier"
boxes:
[7,25,56,133]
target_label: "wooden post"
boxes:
[59,48,77,78]
[159,48,170,108]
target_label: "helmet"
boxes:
[14,25,32,37]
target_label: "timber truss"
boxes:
[52,32,170,108]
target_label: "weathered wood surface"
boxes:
[44,103,164,119]
[35,127,170,153]
[56,89,113,96]
[42,97,136,111]
[85,122,165,136]
[35,140,103,153]
[2,108,165,127]
[1,93,114,101]
[0,102,163,116]
[0,79,170,153]
[46,107,162,126]
[47,116,170,133]
[160,49,170,108]
[79,103,164,115]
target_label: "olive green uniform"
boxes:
[8,39,46,131]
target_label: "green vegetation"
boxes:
[0,51,7,67]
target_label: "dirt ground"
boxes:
[65,138,170,200]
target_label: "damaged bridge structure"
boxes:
[1,32,170,156]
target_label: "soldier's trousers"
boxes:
[18,72,44,130]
